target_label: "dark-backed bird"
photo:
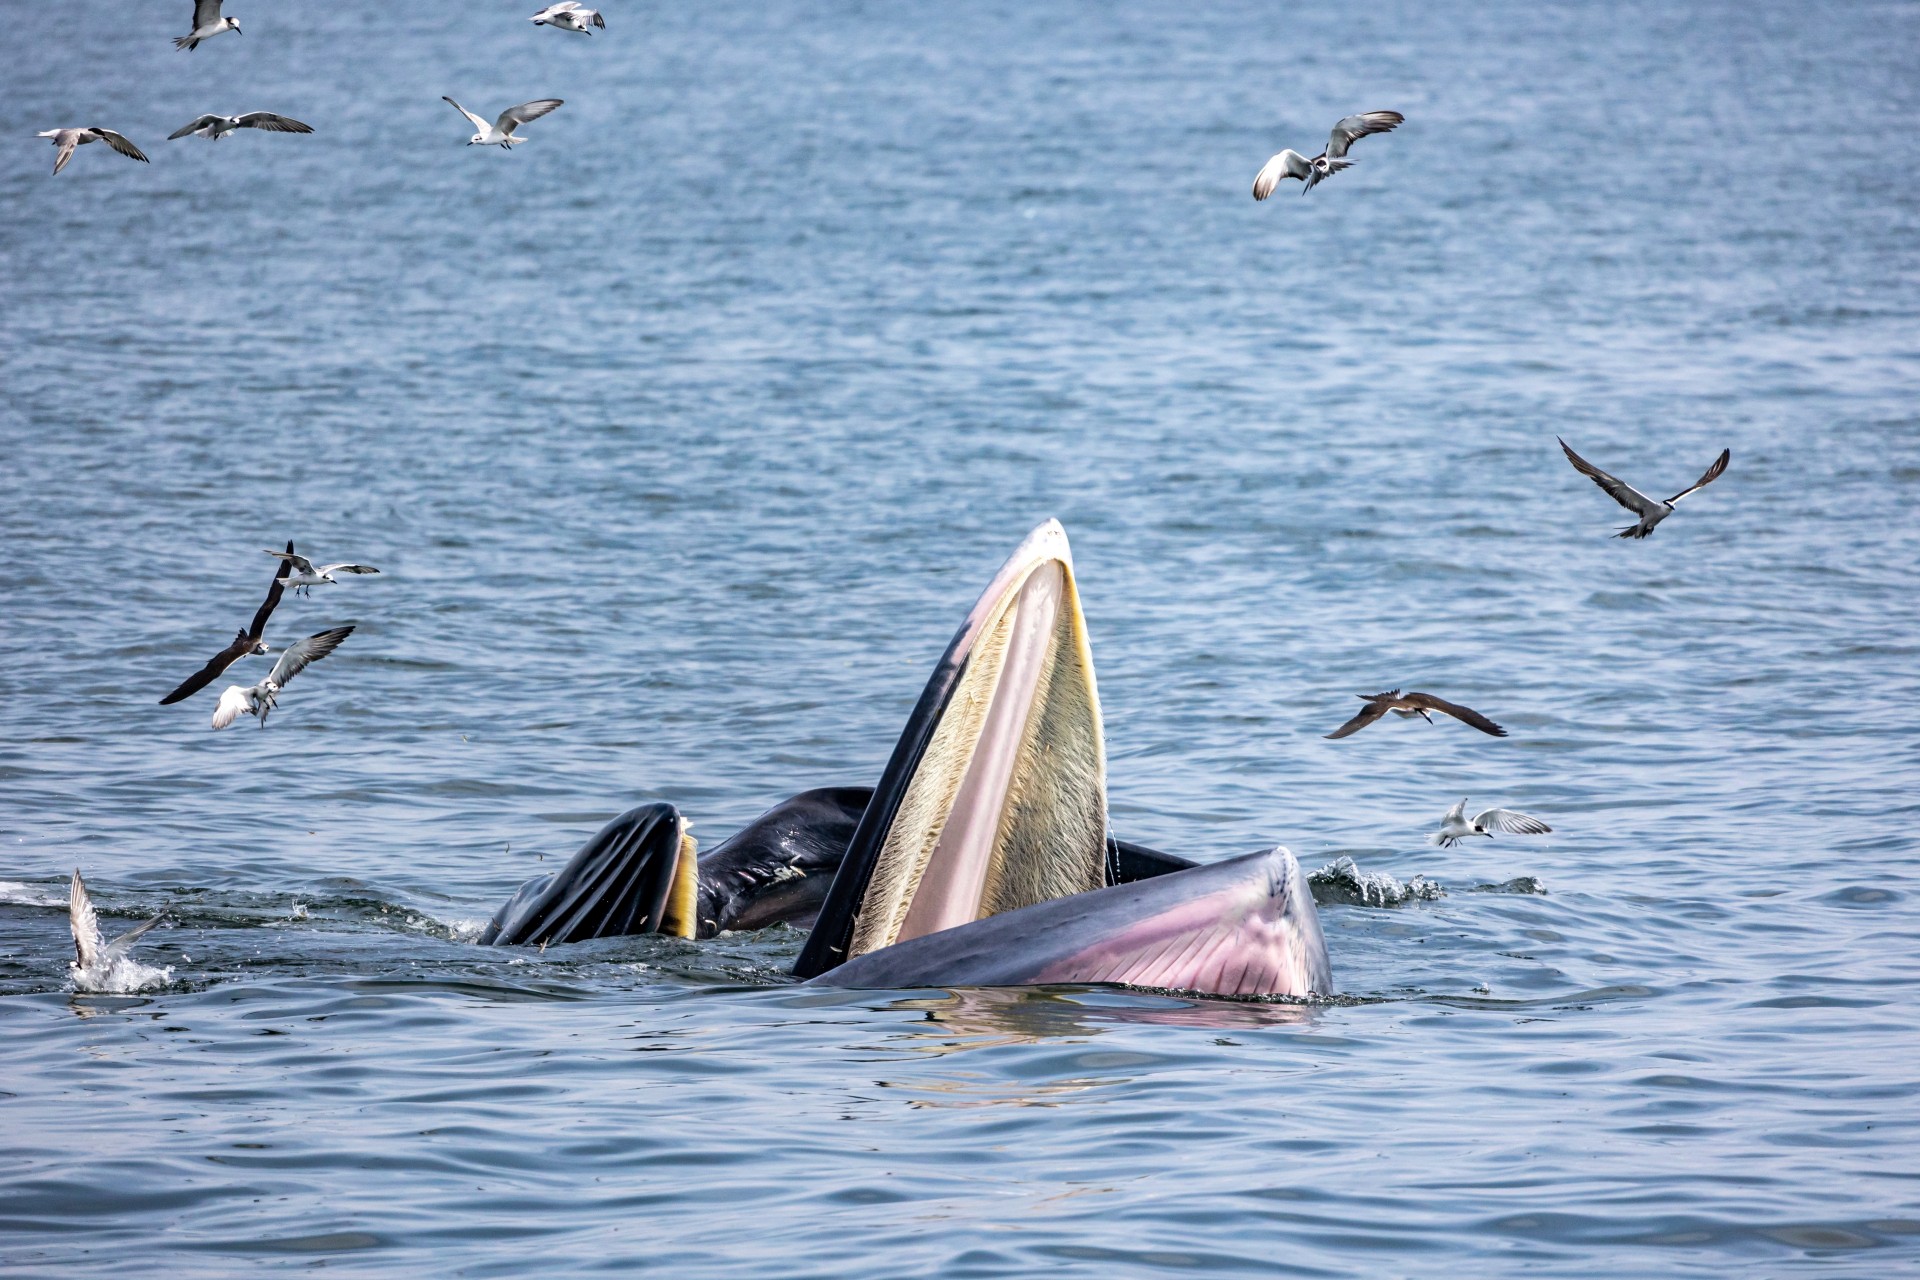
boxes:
[169,112,312,141]
[262,549,380,596]
[1325,690,1507,739]
[159,541,294,705]
[531,2,605,32]
[212,625,353,729]
[37,128,148,176]
[442,96,564,149]
[1253,110,1404,199]
[1432,799,1551,848]
[175,0,240,49]
[1558,438,1730,540]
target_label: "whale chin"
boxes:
[794,518,1108,978]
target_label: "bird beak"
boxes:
[1419,710,1434,724]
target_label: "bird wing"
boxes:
[234,113,314,134]
[1324,699,1390,739]
[443,97,492,133]
[1558,438,1659,515]
[211,685,252,729]
[70,870,104,970]
[1443,798,1469,824]
[589,9,605,26]
[268,625,354,687]
[90,129,149,163]
[315,563,379,576]
[1406,693,1507,737]
[51,134,77,175]
[104,910,167,960]
[192,0,222,30]
[1475,808,1551,836]
[250,542,293,637]
[264,549,317,575]
[1324,110,1404,160]
[159,633,251,705]
[498,100,564,135]
[1251,149,1309,200]
[1667,448,1730,505]
[169,115,224,140]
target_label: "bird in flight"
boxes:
[442,97,564,149]
[169,112,313,141]
[531,2,606,33]
[1325,690,1508,739]
[175,0,241,50]
[159,541,295,705]
[1558,438,1731,540]
[262,549,380,596]
[1253,110,1404,199]
[1431,799,1551,848]
[69,869,167,989]
[37,128,148,176]
[212,625,354,729]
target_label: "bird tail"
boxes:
[1429,833,1451,847]
[1615,524,1651,539]
[174,34,197,50]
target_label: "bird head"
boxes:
[251,640,271,656]
[468,133,484,146]
[226,16,241,32]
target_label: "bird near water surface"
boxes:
[442,97,565,149]
[1558,438,1731,540]
[212,625,355,729]
[1431,799,1552,848]
[159,542,294,705]
[1252,110,1404,198]
[174,0,241,50]
[37,128,147,176]
[169,112,313,141]
[531,2,606,33]
[1325,690,1508,739]
[262,550,380,596]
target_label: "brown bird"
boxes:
[159,542,294,705]
[1558,438,1730,539]
[1325,690,1507,740]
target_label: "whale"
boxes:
[482,520,1331,999]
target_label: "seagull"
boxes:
[169,112,313,141]
[1431,799,1552,848]
[262,549,380,596]
[175,0,241,50]
[1558,438,1731,540]
[1253,110,1404,199]
[37,128,148,176]
[531,2,606,33]
[442,97,564,149]
[70,869,168,990]
[1325,690,1508,739]
[212,625,354,729]
[160,541,294,705]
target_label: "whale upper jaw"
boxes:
[794,518,1109,979]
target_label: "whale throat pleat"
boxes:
[848,554,1107,956]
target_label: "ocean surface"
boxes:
[3,1,1918,1274]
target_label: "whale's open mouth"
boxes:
[794,519,1108,978]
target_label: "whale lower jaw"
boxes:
[813,847,1331,999]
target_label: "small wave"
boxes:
[1309,856,1446,907]
[1473,876,1547,895]
[0,880,65,908]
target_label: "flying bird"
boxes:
[169,112,313,141]
[262,549,380,596]
[37,128,148,176]
[70,869,167,989]
[1431,799,1551,848]
[175,0,241,49]
[1253,110,1404,199]
[1325,690,1508,739]
[212,625,354,729]
[531,2,606,33]
[159,541,295,705]
[442,96,564,149]
[1558,438,1731,540]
